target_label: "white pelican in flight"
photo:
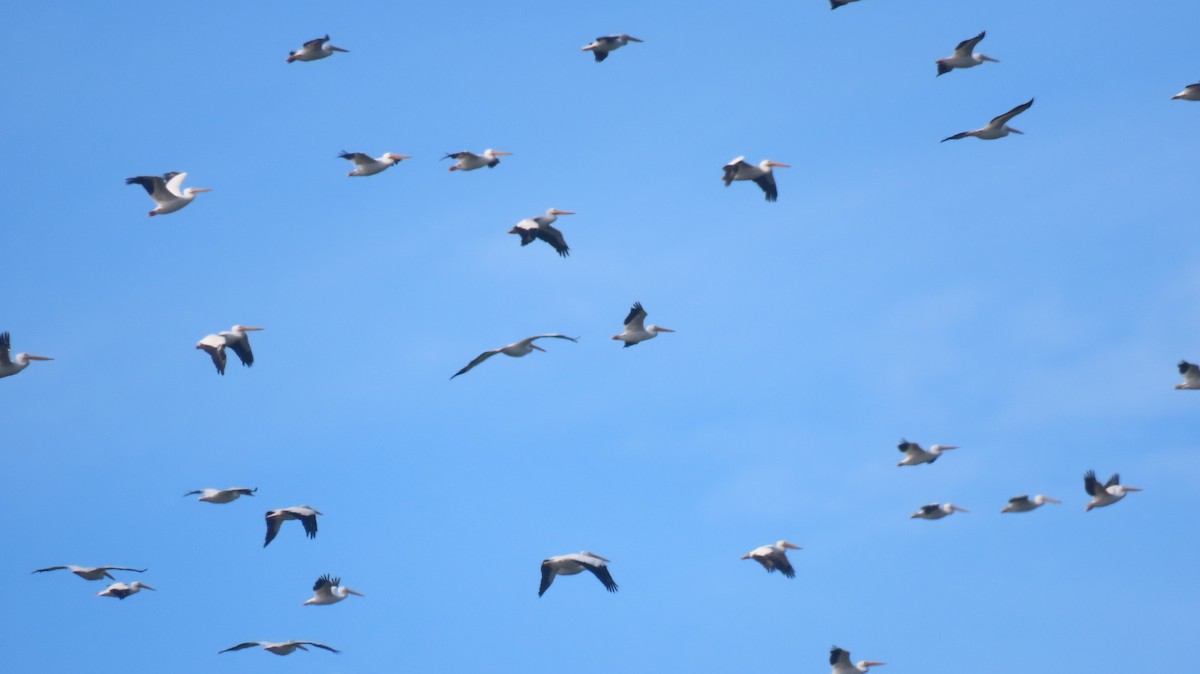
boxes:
[339,151,410,176]
[195,326,263,375]
[451,334,578,379]
[539,551,618,596]
[936,32,998,76]
[910,503,968,520]
[444,149,511,171]
[125,172,211,217]
[613,302,674,347]
[0,331,52,379]
[1175,360,1200,389]
[509,208,575,257]
[97,581,156,600]
[942,99,1033,142]
[1084,471,1141,511]
[183,487,257,504]
[723,156,789,202]
[896,439,958,466]
[741,540,802,578]
[221,641,339,656]
[304,574,365,606]
[32,565,146,581]
[830,646,886,674]
[830,0,862,9]
[1001,494,1061,513]
[581,35,643,62]
[287,35,348,63]
[1172,83,1200,101]
[264,505,320,547]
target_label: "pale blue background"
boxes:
[4,1,1199,672]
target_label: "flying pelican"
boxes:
[264,506,320,547]
[1175,360,1200,389]
[1171,83,1200,101]
[194,325,262,375]
[304,574,365,605]
[0,332,52,379]
[741,540,802,578]
[183,487,257,504]
[830,646,886,674]
[444,149,511,171]
[830,0,862,9]
[125,172,211,217]
[339,151,410,176]
[910,503,968,520]
[509,208,575,257]
[1084,471,1141,511]
[896,439,958,466]
[1001,494,1061,513]
[936,32,998,76]
[97,581,156,600]
[287,35,348,63]
[613,302,674,347]
[220,641,340,656]
[722,157,789,202]
[32,565,147,581]
[581,35,643,62]
[539,551,618,596]
[942,99,1033,142]
[451,334,578,379]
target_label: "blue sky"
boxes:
[5,1,1200,671]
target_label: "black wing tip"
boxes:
[937,63,952,76]
[594,52,608,63]
[1180,360,1194,373]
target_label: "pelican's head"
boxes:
[1037,495,1062,505]
[580,551,610,562]
[16,353,54,364]
[947,504,969,514]
[232,326,264,333]
[131,582,156,591]
[294,644,310,652]
[547,208,575,217]
[531,344,546,352]
[328,46,350,53]
[930,444,958,453]
[386,153,411,163]
[300,505,322,515]
[1005,127,1024,135]
[649,325,675,334]
[977,54,999,63]
[621,35,644,43]
[776,540,802,551]
[184,187,213,196]
[1118,486,1143,494]
[485,149,512,157]
[762,160,791,170]
[343,587,366,597]
[859,661,887,672]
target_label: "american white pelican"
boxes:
[194,325,262,375]
[1175,360,1200,389]
[304,574,365,605]
[612,302,674,347]
[0,332,52,379]
[722,157,789,202]
[287,35,348,63]
[509,208,575,257]
[125,172,211,217]
[220,641,340,656]
[741,540,802,578]
[97,581,155,600]
[830,646,886,674]
[183,487,257,504]
[581,35,643,62]
[539,551,618,596]
[936,32,998,76]
[1001,494,1061,513]
[896,439,958,466]
[264,505,320,547]
[451,334,578,379]
[444,149,511,171]
[32,565,147,581]
[1084,471,1141,511]
[830,0,862,9]
[910,503,968,519]
[942,99,1033,142]
[1172,83,1200,101]
[339,151,410,176]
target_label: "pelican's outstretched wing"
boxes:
[451,349,502,379]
